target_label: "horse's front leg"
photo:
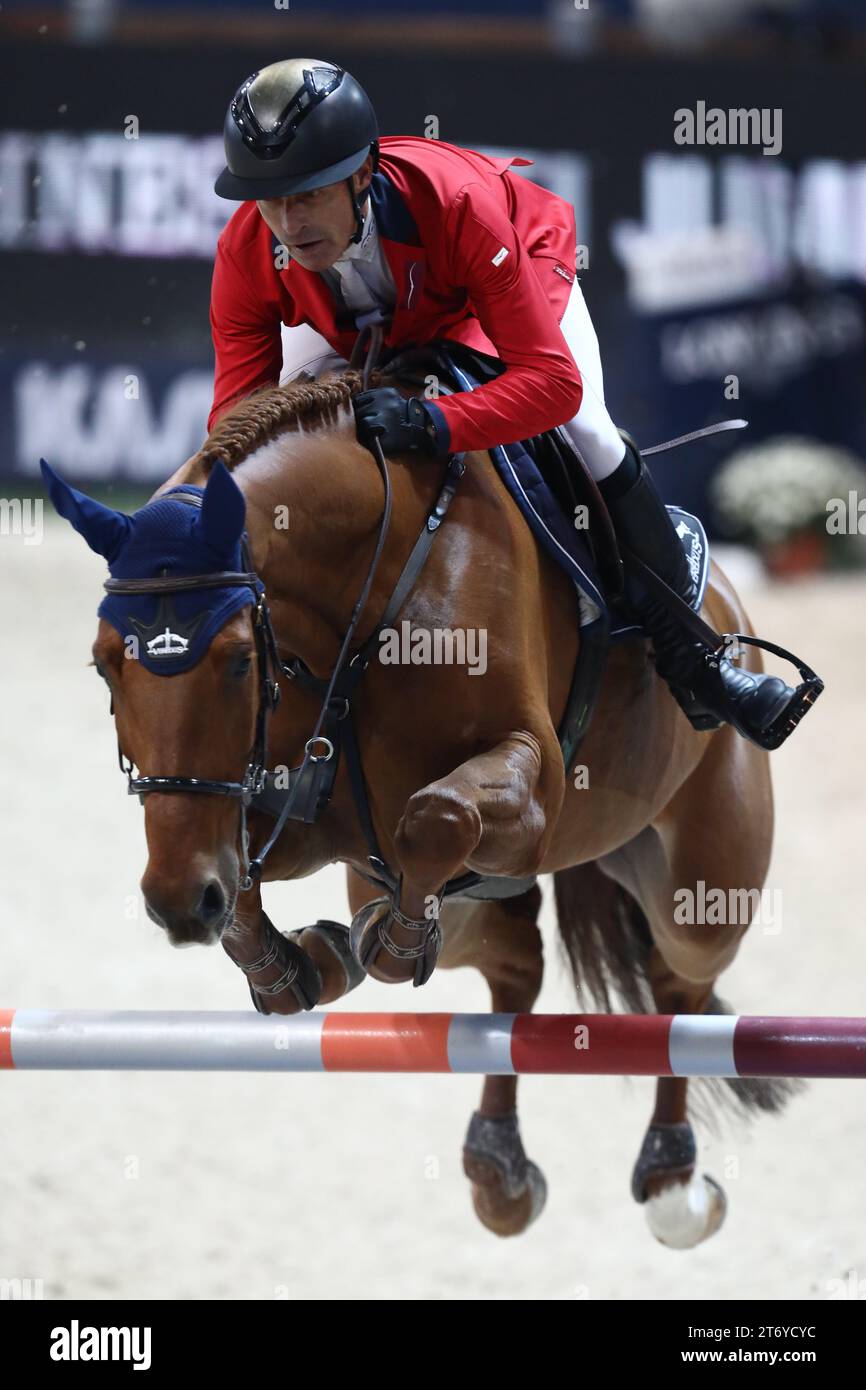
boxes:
[222,882,363,1015]
[351,729,563,985]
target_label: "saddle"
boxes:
[379,340,712,635]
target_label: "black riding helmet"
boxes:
[214,58,379,243]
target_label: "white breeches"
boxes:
[278,276,625,480]
[555,276,626,480]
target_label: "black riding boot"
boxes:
[602,436,795,743]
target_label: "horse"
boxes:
[44,365,800,1246]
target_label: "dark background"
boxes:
[2,0,866,526]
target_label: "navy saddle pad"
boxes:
[440,352,710,638]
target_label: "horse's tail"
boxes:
[552,862,803,1124]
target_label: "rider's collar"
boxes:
[334,194,377,264]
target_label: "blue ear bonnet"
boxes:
[98,488,261,674]
[41,460,262,675]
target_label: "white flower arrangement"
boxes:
[711,435,866,550]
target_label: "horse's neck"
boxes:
[239,428,423,673]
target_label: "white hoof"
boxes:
[645,1173,727,1249]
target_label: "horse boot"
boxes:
[349,879,443,987]
[602,434,796,746]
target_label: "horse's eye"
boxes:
[231,655,253,679]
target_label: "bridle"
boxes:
[107,441,397,892]
[106,528,286,891]
[107,326,471,896]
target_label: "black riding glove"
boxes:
[353,387,449,459]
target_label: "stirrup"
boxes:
[673,634,824,750]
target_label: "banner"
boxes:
[3,39,865,520]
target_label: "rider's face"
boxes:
[256,157,373,271]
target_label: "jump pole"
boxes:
[2,1011,866,1078]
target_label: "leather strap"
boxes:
[105,571,258,595]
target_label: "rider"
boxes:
[210,57,801,749]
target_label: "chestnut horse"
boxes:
[53,370,799,1245]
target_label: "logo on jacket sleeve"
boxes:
[491,246,510,266]
[403,258,425,310]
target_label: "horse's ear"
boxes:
[198,459,246,554]
[40,458,132,563]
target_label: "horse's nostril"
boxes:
[198,879,226,925]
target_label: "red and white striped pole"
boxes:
[2,1010,866,1077]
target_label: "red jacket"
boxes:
[208,135,583,452]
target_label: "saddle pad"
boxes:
[440,352,710,640]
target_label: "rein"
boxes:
[108,324,467,894]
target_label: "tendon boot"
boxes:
[601,436,796,744]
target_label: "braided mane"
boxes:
[191,368,389,473]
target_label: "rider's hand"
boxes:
[353,387,450,459]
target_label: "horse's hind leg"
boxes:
[596,843,731,1248]
[633,958,728,1249]
[601,727,775,1247]
[348,867,549,1236]
[438,885,548,1237]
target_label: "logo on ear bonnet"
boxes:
[129,593,209,660]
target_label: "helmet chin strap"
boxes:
[347,180,368,244]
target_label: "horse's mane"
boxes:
[191,368,389,475]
